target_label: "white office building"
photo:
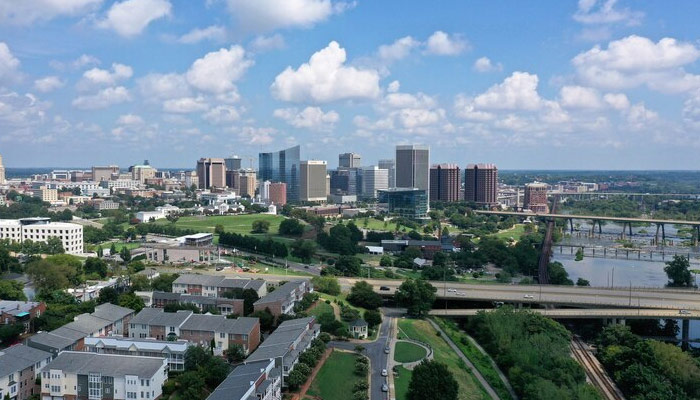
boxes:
[0,218,83,254]
[361,166,389,199]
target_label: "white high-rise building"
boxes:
[260,180,271,202]
[0,154,6,184]
[300,161,327,202]
[0,218,83,254]
[361,166,389,199]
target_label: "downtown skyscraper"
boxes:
[395,145,429,196]
[465,163,498,206]
[258,145,300,202]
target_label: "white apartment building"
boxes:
[299,160,327,202]
[0,218,83,254]
[32,186,58,203]
[101,179,143,191]
[0,345,53,400]
[41,352,168,400]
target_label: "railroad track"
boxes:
[570,336,625,400]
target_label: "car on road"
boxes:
[381,369,388,377]
[381,383,388,392]
[384,346,390,354]
[379,286,390,291]
[679,309,691,315]
[447,288,457,292]
[215,266,224,271]
[523,294,534,299]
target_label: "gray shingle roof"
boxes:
[180,314,258,335]
[0,344,52,378]
[26,331,76,351]
[62,314,112,335]
[0,300,41,317]
[91,303,134,322]
[246,317,316,363]
[253,280,306,306]
[45,351,166,378]
[207,360,273,400]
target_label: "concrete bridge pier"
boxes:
[569,218,574,233]
[682,319,690,351]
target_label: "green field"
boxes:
[393,341,427,363]
[157,214,286,235]
[306,351,367,400]
[86,241,141,253]
[393,366,412,400]
[490,224,528,241]
[397,319,488,400]
[308,301,334,318]
[350,218,400,232]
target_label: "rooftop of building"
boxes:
[0,300,42,316]
[0,344,52,378]
[45,351,166,377]
[207,360,274,400]
[253,280,307,306]
[83,336,190,352]
[129,308,193,327]
[246,317,316,363]
[91,303,134,323]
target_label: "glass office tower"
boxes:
[258,145,300,202]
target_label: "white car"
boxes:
[523,294,534,299]
[447,288,457,293]
[381,383,389,392]
[381,369,388,377]
[679,309,691,315]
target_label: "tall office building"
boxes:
[299,160,327,202]
[430,164,460,202]
[378,159,396,188]
[260,180,271,202]
[465,163,498,206]
[524,182,549,213]
[268,182,287,205]
[361,166,389,199]
[239,169,257,198]
[92,165,119,182]
[258,145,300,202]
[395,145,429,195]
[338,153,361,168]
[0,154,5,184]
[329,168,360,196]
[130,161,156,183]
[196,158,226,189]
[224,156,242,171]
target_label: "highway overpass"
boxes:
[429,308,700,319]
[338,278,700,311]
[474,210,700,227]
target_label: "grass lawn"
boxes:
[351,218,399,232]
[156,214,286,235]
[397,319,488,400]
[306,351,367,400]
[308,301,334,318]
[393,366,412,400]
[393,341,427,363]
[490,224,528,241]
[86,241,141,253]
[433,318,514,400]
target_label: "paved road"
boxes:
[330,308,398,400]
[430,308,700,319]
[219,247,322,275]
[475,210,700,226]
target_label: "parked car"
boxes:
[381,369,388,377]
[379,286,390,291]
[679,309,691,315]
[381,383,389,392]
[384,346,390,354]
[523,294,534,299]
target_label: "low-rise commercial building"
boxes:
[41,352,168,400]
[252,280,312,318]
[378,188,428,219]
[143,244,216,264]
[84,337,190,372]
[0,345,52,400]
[0,217,84,255]
[207,359,281,400]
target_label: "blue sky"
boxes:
[1,0,700,170]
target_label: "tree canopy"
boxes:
[407,360,459,400]
[394,279,436,317]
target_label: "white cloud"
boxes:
[72,86,131,109]
[626,103,658,130]
[225,0,352,33]
[683,91,700,129]
[249,34,286,52]
[0,91,48,130]
[473,72,542,110]
[116,114,144,125]
[203,105,241,124]
[603,93,629,110]
[49,54,101,71]
[186,45,253,93]
[79,63,133,89]
[273,106,339,131]
[137,73,190,101]
[0,43,21,83]
[424,31,469,56]
[271,41,380,103]
[178,25,227,44]
[453,95,494,121]
[381,92,437,110]
[163,96,208,113]
[573,0,643,26]
[0,0,102,25]
[473,57,502,73]
[377,36,421,63]
[559,85,603,109]
[572,35,700,93]
[34,76,65,92]
[234,126,278,145]
[98,0,172,37]
[387,81,400,93]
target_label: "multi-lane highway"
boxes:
[429,308,700,319]
[474,210,700,227]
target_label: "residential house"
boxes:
[206,359,281,400]
[0,345,52,400]
[252,280,312,318]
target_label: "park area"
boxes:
[305,351,368,400]
[156,214,286,235]
[395,319,489,400]
[393,341,428,363]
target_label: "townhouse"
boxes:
[252,280,312,318]
[0,345,52,400]
[41,352,168,400]
[206,359,281,400]
[83,337,190,372]
[150,292,244,316]
[172,275,267,298]
[0,300,46,333]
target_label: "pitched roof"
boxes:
[253,280,306,306]
[92,303,134,322]
[207,360,273,400]
[130,308,193,327]
[0,344,52,378]
[46,352,166,377]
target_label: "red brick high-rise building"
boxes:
[465,163,498,206]
[524,182,549,213]
[268,182,287,206]
[429,164,460,202]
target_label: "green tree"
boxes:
[84,257,109,278]
[25,260,76,291]
[310,276,341,295]
[407,360,458,400]
[214,224,225,235]
[291,239,316,263]
[664,255,693,287]
[119,246,132,262]
[0,280,27,301]
[279,218,305,236]
[548,262,574,285]
[97,287,119,305]
[249,308,275,331]
[45,236,65,254]
[184,345,211,371]
[0,323,25,345]
[118,292,145,312]
[347,281,383,310]
[129,274,150,291]
[395,279,436,317]
[251,220,271,234]
[225,344,246,363]
[379,255,393,267]
[364,309,382,328]
[109,242,117,255]
[151,273,179,292]
[177,371,207,400]
[576,278,591,286]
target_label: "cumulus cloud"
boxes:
[572,35,700,93]
[473,57,502,73]
[0,91,48,129]
[626,103,658,130]
[163,96,208,113]
[249,34,286,52]
[137,73,191,101]
[186,45,253,93]
[473,72,542,110]
[273,106,339,131]
[271,41,380,103]
[203,105,241,124]
[387,81,400,93]
[559,85,604,109]
[178,25,227,44]
[0,43,21,83]
[34,76,65,92]
[225,0,353,33]
[573,0,643,26]
[377,36,421,63]
[424,31,469,55]
[116,114,144,125]
[603,93,629,110]
[354,88,449,135]
[234,126,278,145]
[72,86,131,109]
[98,0,172,37]
[50,54,101,71]
[0,0,102,25]
[78,63,133,89]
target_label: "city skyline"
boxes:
[2,1,700,169]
